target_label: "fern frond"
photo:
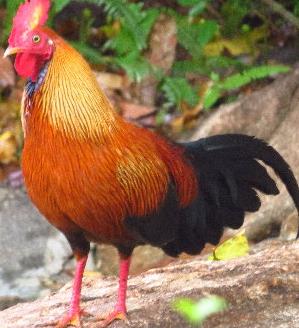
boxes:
[86,0,158,51]
[204,65,290,109]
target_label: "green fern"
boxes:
[2,0,23,43]
[71,41,108,65]
[52,0,72,13]
[88,0,158,52]
[161,77,199,109]
[177,17,218,58]
[177,0,210,17]
[86,0,158,81]
[115,52,152,82]
[204,65,290,109]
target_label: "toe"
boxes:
[98,310,128,327]
[56,313,82,328]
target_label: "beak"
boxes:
[3,47,22,58]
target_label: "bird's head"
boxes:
[4,0,54,82]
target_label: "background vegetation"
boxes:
[1,0,299,174]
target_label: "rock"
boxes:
[0,296,23,312]
[190,66,299,141]
[0,239,298,328]
[0,184,52,299]
[280,211,298,241]
[0,184,73,302]
[44,232,73,276]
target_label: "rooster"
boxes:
[4,0,299,327]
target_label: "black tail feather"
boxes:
[162,134,299,257]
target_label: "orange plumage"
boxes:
[21,29,197,246]
[6,1,299,327]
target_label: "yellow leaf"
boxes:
[208,234,249,261]
[204,26,269,57]
[0,131,18,164]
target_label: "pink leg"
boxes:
[56,256,87,328]
[116,256,131,312]
[99,256,131,327]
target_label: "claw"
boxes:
[56,309,92,328]
[98,310,128,327]
[56,313,81,328]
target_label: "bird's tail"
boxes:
[162,134,299,257]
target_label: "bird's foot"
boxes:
[98,309,128,327]
[56,309,90,328]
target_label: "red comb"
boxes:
[12,0,50,34]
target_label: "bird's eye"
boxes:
[32,35,41,44]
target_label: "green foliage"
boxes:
[173,295,228,325]
[177,18,218,58]
[161,77,199,109]
[91,0,159,52]
[0,0,293,117]
[204,65,290,109]
[2,0,23,43]
[177,0,210,18]
[221,0,251,37]
[294,0,299,16]
[208,234,250,261]
[52,0,72,13]
[115,52,152,82]
[71,41,108,65]
[88,0,158,81]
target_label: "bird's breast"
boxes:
[21,118,171,244]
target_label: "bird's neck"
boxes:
[26,38,119,143]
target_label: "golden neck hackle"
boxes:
[32,32,119,143]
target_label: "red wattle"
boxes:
[15,53,42,82]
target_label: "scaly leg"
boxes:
[56,255,87,328]
[56,229,90,328]
[99,255,131,327]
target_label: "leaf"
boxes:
[177,18,218,58]
[94,0,158,52]
[189,1,209,17]
[161,77,199,108]
[172,59,208,76]
[177,0,199,5]
[106,26,137,55]
[115,52,152,82]
[52,0,72,13]
[71,42,107,65]
[208,234,249,261]
[221,0,250,37]
[221,65,290,90]
[203,85,221,109]
[2,0,23,43]
[173,295,228,325]
[203,65,290,109]
[204,26,269,57]
[0,131,17,165]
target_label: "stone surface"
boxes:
[0,239,298,328]
[0,184,74,308]
[190,66,299,141]
[0,185,52,300]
